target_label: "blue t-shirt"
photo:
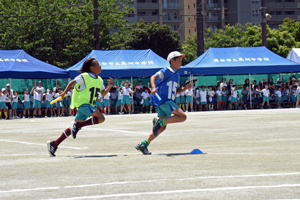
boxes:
[150,67,179,107]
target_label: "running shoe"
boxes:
[135,144,151,155]
[47,141,57,157]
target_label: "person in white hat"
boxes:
[0,88,9,119]
[135,51,192,155]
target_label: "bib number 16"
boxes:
[167,81,178,100]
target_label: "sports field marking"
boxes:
[1,172,299,194]
[83,127,149,135]
[45,184,300,200]
[0,139,88,150]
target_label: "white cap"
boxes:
[277,78,282,82]
[2,88,6,92]
[167,51,185,63]
[6,84,10,87]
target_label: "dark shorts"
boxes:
[6,102,11,109]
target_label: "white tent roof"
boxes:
[287,48,300,64]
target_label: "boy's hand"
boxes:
[108,78,113,85]
[59,92,66,99]
[121,81,125,84]
[151,87,158,95]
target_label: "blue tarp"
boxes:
[0,50,68,78]
[67,49,170,78]
[287,48,300,64]
[180,47,300,76]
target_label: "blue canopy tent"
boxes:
[180,46,300,76]
[67,49,170,78]
[0,50,68,78]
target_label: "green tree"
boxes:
[0,0,133,68]
[183,23,300,60]
[122,20,181,60]
[279,17,300,43]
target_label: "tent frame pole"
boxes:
[249,74,252,109]
[131,77,134,113]
[9,78,12,118]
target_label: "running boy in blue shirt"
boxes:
[135,51,192,155]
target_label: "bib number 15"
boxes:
[89,87,100,105]
[167,81,178,100]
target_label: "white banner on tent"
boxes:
[0,58,29,62]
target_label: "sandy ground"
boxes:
[0,109,300,200]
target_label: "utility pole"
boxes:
[261,0,267,47]
[196,0,204,56]
[93,0,100,50]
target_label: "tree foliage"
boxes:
[122,20,181,60]
[182,20,300,61]
[0,0,133,68]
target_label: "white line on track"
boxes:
[1,172,300,194]
[45,184,300,200]
[83,127,149,135]
[0,139,88,150]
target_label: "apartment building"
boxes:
[124,0,197,41]
[201,0,300,31]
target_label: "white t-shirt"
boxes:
[241,89,249,96]
[292,89,297,95]
[122,87,133,96]
[45,93,53,102]
[104,92,110,100]
[221,91,227,96]
[216,90,222,97]
[141,92,150,99]
[54,93,63,102]
[180,91,185,96]
[117,92,122,100]
[283,89,289,96]
[5,89,13,103]
[231,90,238,98]
[24,94,30,102]
[13,95,18,102]
[200,90,207,102]
[175,93,180,97]
[34,91,42,101]
[74,73,105,92]
[111,91,118,100]
[208,90,215,97]
[185,89,193,96]
[275,90,282,97]
[195,90,200,98]
[0,94,6,102]
[262,89,270,97]
[220,82,227,90]
[36,86,45,93]
[297,86,300,93]
[67,91,72,99]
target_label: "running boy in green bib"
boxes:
[47,58,113,156]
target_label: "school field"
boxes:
[0,109,300,200]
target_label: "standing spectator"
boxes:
[275,78,282,87]
[199,85,207,111]
[215,85,222,110]
[54,87,64,117]
[292,85,297,108]
[290,77,296,87]
[194,87,200,111]
[110,87,118,107]
[36,81,45,93]
[115,87,122,113]
[220,78,227,91]
[44,88,54,117]
[258,84,270,109]
[297,78,300,86]
[252,80,257,89]
[207,86,215,111]
[221,87,227,110]
[141,87,150,113]
[5,83,13,119]
[32,84,43,117]
[243,78,250,89]
[275,86,283,109]
[180,89,186,111]
[137,80,144,90]
[53,81,60,94]
[241,85,249,109]
[0,88,9,119]
[268,77,275,94]
[12,91,19,119]
[185,88,194,112]
[120,82,134,114]
[295,84,300,108]
[103,87,111,115]
[229,79,234,89]
[230,85,238,110]
[259,77,267,90]
[23,89,31,118]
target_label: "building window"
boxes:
[285,11,295,15]
[137,0,145,3]
[189,29,191,34]
[127,11,134,17]
[188,5,190,10]
[270,11,282,15]
[138,12,146,16]
[152,0,158,2]
[285,0,295,2]
[188,17,190,22]
[251,0,261,3]
[251,9,261,17]
[152,11,158,16]
[194,3,196,8]
[275,0,282,2]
